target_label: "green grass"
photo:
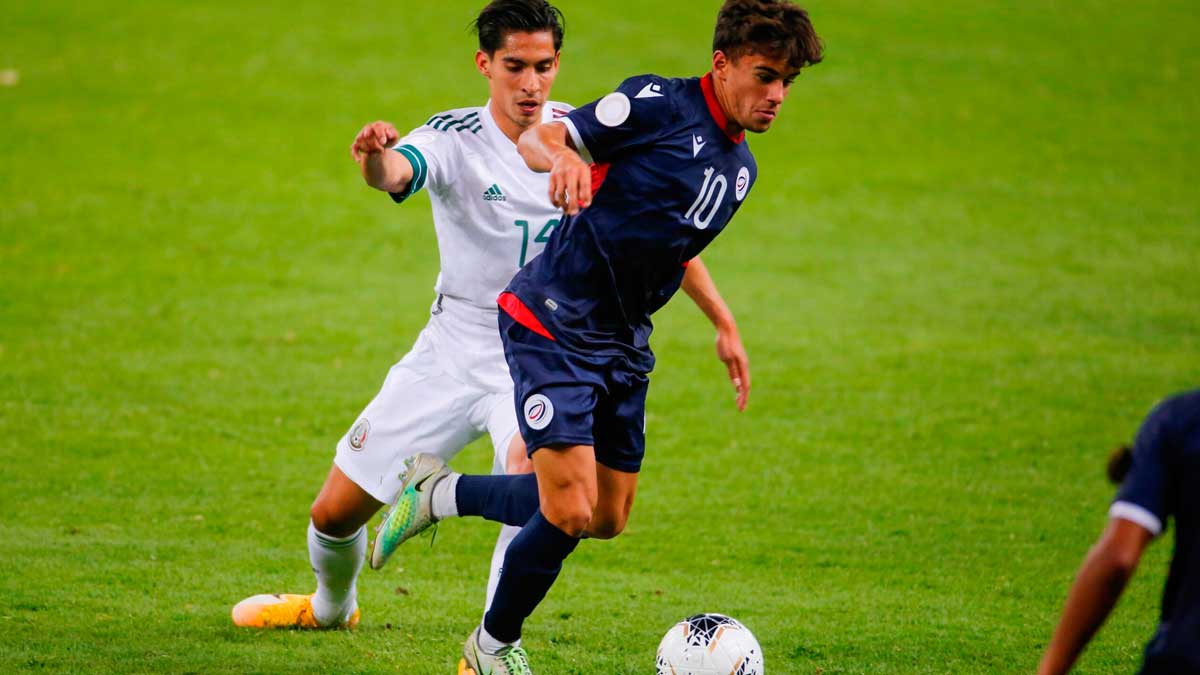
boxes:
[2,1,1198,673]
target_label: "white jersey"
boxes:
[391,101,571,308]
[387,101,572,391]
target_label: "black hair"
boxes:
[1106,445,1133,484]
[474,0,565,55]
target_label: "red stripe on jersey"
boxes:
[700,73,746,144]
[498,292,556,341]
[551,107,570,118]
[681,258,691,268]
[590,162,610,197]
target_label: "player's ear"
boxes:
[1107,444,1133,484]
[475,49,491,78]
[712,50,729,77]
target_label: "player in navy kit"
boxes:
[1038,389,1200,675]
[370,2,823,673]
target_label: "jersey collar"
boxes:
[700,73,745,144]
[482,99,565,147]
[481,99,514,148]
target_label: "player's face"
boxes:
[715,51,801,134]
[477,30,560,130]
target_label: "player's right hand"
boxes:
[351,121,399,162]
[548,149,592,216]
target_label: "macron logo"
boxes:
[635,82,664,99]
[483,184,506,202]
[692,134,706,158]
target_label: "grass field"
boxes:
[2,1,1198,673]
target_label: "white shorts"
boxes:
[334,296,518,504]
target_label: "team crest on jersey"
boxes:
[349,418,371,451]
[735,166,750,201]
[523,394,554,430]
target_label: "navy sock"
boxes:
[483,510,580,643]
[455,473,540,526]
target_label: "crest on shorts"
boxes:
[349,418,371,451]
[523,394,554,431]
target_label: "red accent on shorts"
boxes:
[681,258,692,268]
[590,162,610,197]
[498,292,556,341]
[700,73,746,144]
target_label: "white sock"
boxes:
[307,520,366,626]
[479,623,519,654]
[430,471,461,520]
[484,524,521,617]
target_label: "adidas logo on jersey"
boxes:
[483,184,506,202]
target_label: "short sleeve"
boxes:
[388,124,460,204]
[559,75,678,165]
[1110,400,1178,536]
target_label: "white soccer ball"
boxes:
[656,613,764,675]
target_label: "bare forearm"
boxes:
[361,149,412,193]
[1038,550,1135,675]
[682,257,736,331]
[521,122,592,215]
[518,122,572,173]
[682,256,750,410]
[350,120,410,193]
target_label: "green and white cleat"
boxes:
[370,453,451,570]
[461,626,533,675]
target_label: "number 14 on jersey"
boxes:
[514,218,559,267]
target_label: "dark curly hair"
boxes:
[473,0,565,55]
[1107,444,1133,485]
[713,0,823,70]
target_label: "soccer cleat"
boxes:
[370,453,452,570]
[230,593,360,629]
[461,626,533,675]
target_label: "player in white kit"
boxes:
[231,0,751,632]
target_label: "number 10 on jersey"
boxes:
[514,219,559,267]
[684,167,728,230]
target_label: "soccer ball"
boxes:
[656,613,764,675]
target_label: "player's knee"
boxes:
[586,514,627,540]
[545,505,593,536]
[542,494,595,537]
[309,499,361,539]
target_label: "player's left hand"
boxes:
[715,325,750,411]
[548,149,592,216]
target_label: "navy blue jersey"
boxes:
[504,73,757,372]
[1111,389,1200,673]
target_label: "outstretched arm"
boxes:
[350,121,413,194]
[681,257,750,412]
[1037,517,1153,675]
[517,122,592,216]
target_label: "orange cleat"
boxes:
[231,593,359,629]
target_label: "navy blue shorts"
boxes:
[499,311,647,474]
